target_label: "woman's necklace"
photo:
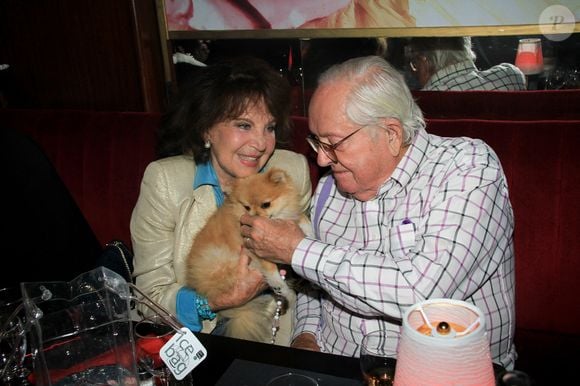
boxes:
[270,271,285,344]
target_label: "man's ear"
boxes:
[380,118,404,157]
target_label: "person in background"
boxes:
[172,40,210,68]
[240,55,516,369]
[406,36,526,91]
[1,128,102,289]
[130,56,312,345]
[173,40,211,89]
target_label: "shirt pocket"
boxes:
[385,222,416,260]
[359,222,416,260]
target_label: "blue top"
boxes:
[193,161,224,206]
[176,161,224,331]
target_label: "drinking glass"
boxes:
[135,315,192,386]
[359,330,395,386]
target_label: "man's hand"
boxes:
[240,214,305,265]
[291,333,321,351]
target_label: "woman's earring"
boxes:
[204,141,211,149]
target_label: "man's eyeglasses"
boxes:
[306,126,365,163]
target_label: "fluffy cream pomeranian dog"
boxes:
[186,168,311,343]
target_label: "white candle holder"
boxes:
[394,298,495,386]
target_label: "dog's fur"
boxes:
[186,168,311,343]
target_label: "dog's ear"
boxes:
[266,167,290,185]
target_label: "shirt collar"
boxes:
[194,161,225,207]
[193,161,219,189]
[380,128,429,194]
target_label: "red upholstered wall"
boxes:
[301,90,580,120]
[413,90,580,120]
[0,109,159,248]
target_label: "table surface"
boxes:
[190,332,507,385]
[192,332,366,385]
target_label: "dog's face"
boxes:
[227,168,301,220]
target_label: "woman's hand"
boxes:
[207,248,266,311]
[240,214,305,265]
[291,333,321,351]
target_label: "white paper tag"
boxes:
[159,327,207,380]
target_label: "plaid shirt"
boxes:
[292,128,516,370]
[424,60,526,91]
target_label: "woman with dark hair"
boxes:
[131,56,312,345]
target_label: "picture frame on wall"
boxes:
[158,0,579,39]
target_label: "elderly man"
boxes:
[241,55,516,370]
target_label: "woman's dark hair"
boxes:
[157,56,292,163]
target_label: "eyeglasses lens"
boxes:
[307,135,337,162]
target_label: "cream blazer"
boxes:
[130,150,312,346]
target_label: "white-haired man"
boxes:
[241,55,516,370]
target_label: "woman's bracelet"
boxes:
[195,295,217,321]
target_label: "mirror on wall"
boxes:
[169,33,580,115]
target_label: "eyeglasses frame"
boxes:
[306,125,366,163]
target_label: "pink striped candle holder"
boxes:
[394,298,495,386]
